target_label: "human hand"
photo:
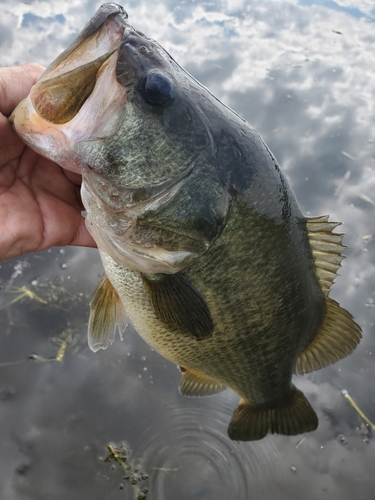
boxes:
[0,64,96,260]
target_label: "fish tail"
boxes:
[227,385,318,441]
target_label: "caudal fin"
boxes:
[227,386,318,441]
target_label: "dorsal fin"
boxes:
[298,216,362,374]
[306,215,345,297]
[295,297,362,375]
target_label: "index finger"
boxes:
[0,63,45,116]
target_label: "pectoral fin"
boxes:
[88,274,127,352]
[142,273,214,340]
[179,367,226,396]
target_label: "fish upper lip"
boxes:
[36,6,128,85]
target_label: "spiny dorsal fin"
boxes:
[295,297,362,375]
[179,366,227,397]
[88,274,127,352]
[306,215,345,296]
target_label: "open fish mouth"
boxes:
[30,5,127,125]
[10,4,130,173]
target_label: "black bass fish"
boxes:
[11,3,361,441]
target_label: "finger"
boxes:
[0,114,25,167]
[0,63,45,116]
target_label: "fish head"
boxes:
[11,3,230,273]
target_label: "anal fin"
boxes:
[227,386,318,441]
[142,272,214,340]
[295,297,362,375]
[88,274,126,352]
[179,367,227,397]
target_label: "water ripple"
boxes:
[134,405,285,500]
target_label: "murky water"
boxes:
[1,1,375,499]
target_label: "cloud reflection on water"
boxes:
[0,1,374,499]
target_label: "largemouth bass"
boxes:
[11,3,361,441]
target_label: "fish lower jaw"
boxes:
[10,96,80,172]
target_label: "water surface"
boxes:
[1,1,374,499]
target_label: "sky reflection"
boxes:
[1,1,374,499]
[300,0,375,20]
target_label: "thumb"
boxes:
[0,63,45,116]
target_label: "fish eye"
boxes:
[140,72,176,107]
